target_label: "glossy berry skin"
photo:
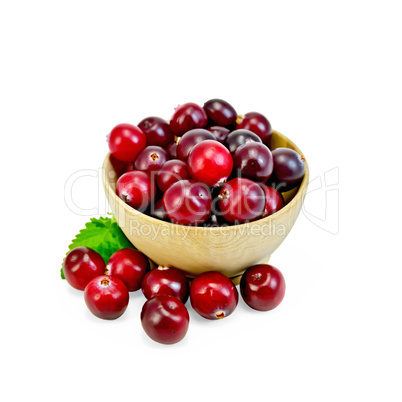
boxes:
[109,155,134,178]
[271,148,305,191]
[63,247,105,291]
[163,180,212,225]
[167,142,178,159]
[207,126,230,143]
[240,264,285,311]
[218,178,265,224]
[203,99,237,127]
[138,116,175,148]
[107,123,146,162]
[141,266,189,303]
[84,276,129,320]
[190,271,238,320]
[116,170,155,211]
[106,249,149,291]
[150,199,169,221]
[260,185,284,217]
[156,159,190,192]
[170,102,208,135]
[176,129,216,161]
[225,129,262,153]
[188,140,233,187]
[236,112,272,144]
[141,295,189,345]
[233,142,273,182]
[134,146,168,172]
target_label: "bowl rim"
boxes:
[102,129,309,232]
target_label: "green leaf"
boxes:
[61,216,134,279]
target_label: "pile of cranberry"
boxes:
[63,246,286,344]
[108,99,305,225]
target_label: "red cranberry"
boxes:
[163,180,212,225]
[218,178,265,223]
[190,271,238,320]
[84,276,129,320]
[236,112,272,144]
[170,102,208,135]
[167,142,178,159]
[176,129,216,161]
[134,146,168,172]
[107,123,146,162]
[187,140,233,187]
[141,295,189,345]
[116,170,155,211]
[63,247,105,290]
[149,199,169,221]
[141,266,189,303]
[156,159,190,192]
[203,98,237,127]
[106,249,149,291]
[271,148,305,191]
[240,264,286,311]
[225,129,262,153]
[207,126,231,143]
[138,116,175,148]
[233,142,273,182]
[110,155,134,178]
[260,185,284,217]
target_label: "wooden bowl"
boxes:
[102,130,309,283]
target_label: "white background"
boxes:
[1,1,401,401]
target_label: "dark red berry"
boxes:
[207,126,231,143]
[109,155,134,178]
[134,146,168,172]
[156,159,190,192]
[141,266,189,303]
[167,142,178,159]
[218,178,265,224]
[187,140,233,187]
[170,103,208,135]
[240,264,285,311]
[225,129,262,153]
[106,249,149,291]
[84,276,129,320]
[163,180,212,225]
[138,116,175,148]
[190,271,238,320]
[203,99,237,127]
[141,295,189,345]
[176,129,216,161]
[116,170,155,211]
[260,185,284,217]
[63,247,105,291]
[236,112,272,144]
[107,123,146,162]
[271,148,305,190]
[149,199,169,221]
[233,142,273,182]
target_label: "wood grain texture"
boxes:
[102,130,309,279]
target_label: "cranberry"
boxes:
[207,126,231,143]
[63,247,105,290]
[141,295,189,345]
[176,129,216,161]
[225,129,262,153]
[170,102,208,135]
[260,185,284,217]
[106,249,149,291]
[163,180,212,225]
[190,271,238,320]
[236,112,272,144]
[138,116,175,148]
[233,142,273,182]
[187,140,233,187]
[271,148,305,191]
[84,276,129,320]
[107,123,146,162]
[167,142,178,159]
[141,266,189,303]
[149,199,169,221]
[156,159,190,193]
[134,146,168,172]
[203,98,237,127]
[240,264,285,311]
[116,170,155,211]
[218,178,265,224]
[110,155,134,178]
